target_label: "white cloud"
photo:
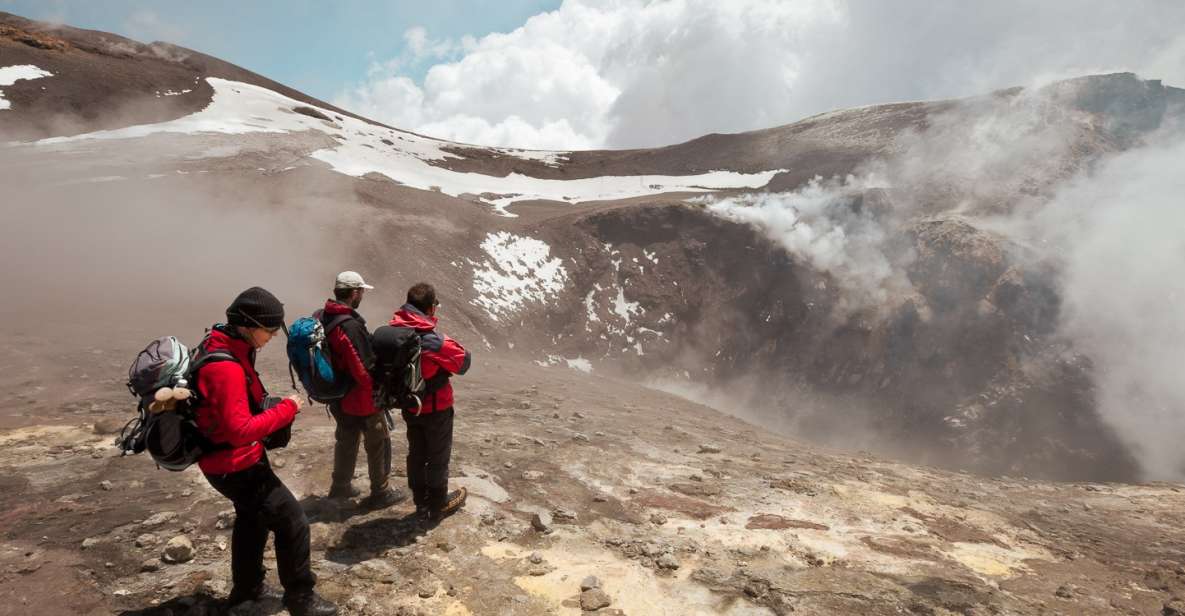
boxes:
[333,0,1185,150]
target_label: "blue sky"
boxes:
[0,0,560,102]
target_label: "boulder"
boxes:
[161,536,194,564]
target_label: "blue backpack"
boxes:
[287,311,353,403]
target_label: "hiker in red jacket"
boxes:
[323,271,405,508]
[389,282,471,523]
[194,287,336,616]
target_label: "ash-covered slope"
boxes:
[3,12,1184,484]
[4,357,1185,616]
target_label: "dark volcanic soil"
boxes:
[1,346,1184,616]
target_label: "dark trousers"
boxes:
[205,459,315,597]
[330,406,392,494]
[402,407,454,512]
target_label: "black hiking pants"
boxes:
[401,407,454,513]
[204,458,315,597]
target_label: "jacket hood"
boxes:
[323,299,364,323]
[390,303,437,332]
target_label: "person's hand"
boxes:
[286,394,304,412]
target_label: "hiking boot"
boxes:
[327,483,360,500]
[364,487,407,509]
[284,591,338,616]
[227,581,282,606]
[429,487,467,522]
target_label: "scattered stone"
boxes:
[99,480,114,491]
[689,474,704,482]
[527,566,550,576]
[1164,597,1185,616]
[140,559,161,573]
[135,533,158,548]
[531,512,553,533]
[161,536,194,564]
[593,495,608,503]
[574,412,586,419]
[698,444,722,454]
[437,541,456,553]
[215,510,236,530]
[418,585,436,599]
[580,589,612,611]
[350,559,399,583]
[744,578,771,598]
[552,508,578,522]
[271,457,286,469]
[1055,585,1074,599]
[572,433,591,443]
[581,576,602,591]
[199,579,227,597]
[93,418,125,435]
[518,401,532,410]
[650,513,668,525]
[528,552,544,564]
[346,595,368,612]
[81,537,100,550]
[142,511,178,527]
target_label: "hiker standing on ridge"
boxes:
[195,287,337,616]
[324,271,405,508]
[390,282,471,524]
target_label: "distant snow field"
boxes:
[0,64,53,111]
[31,77,783,215]
[470,232,568,320]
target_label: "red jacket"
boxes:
[322,300,378,416]
[389,304,471,414]
[193,326,298,475]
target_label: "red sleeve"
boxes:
[329,329,374,399]
[425,336,471,375]
[199,363,297,446]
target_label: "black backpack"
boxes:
[119,338,236,471]
[372,325,449,413]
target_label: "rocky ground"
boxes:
[2,351,1185,616]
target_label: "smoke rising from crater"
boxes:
[703,76,1185,478]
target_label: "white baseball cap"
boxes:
[334,271,375,290]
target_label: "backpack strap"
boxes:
[323,313,353,333]
[184,348,244,451]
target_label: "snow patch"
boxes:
[0,64,53,111]
[470,232,568,320]
[585,290,600,323]
[611,287,643,324]
[537,355,594,373]
[34,78,782,216]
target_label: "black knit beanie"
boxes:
[226,286,285,329]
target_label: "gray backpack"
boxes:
[119,336,234,470]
